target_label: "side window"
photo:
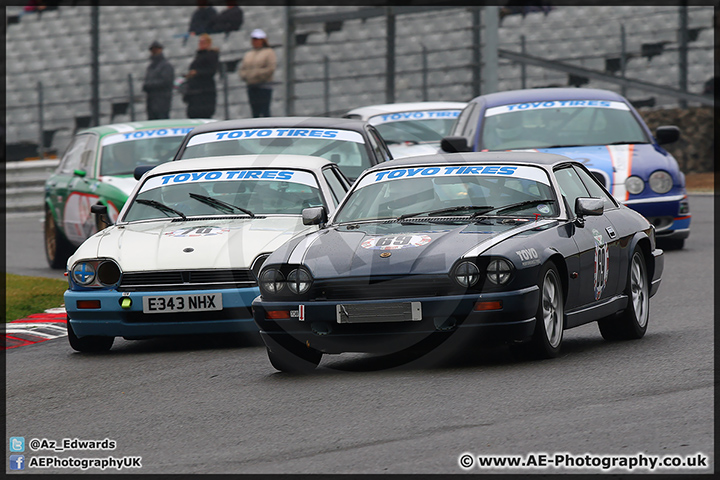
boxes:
[462,104,482,148]
[57,135,93,174]
[322,167,349,206]
[367,126,393,162]
[452,103,475,136]
[554,166,591,214]
[573,165,617,209]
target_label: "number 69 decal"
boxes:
[361,235,432,250]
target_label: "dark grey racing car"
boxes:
[252,151,664,373]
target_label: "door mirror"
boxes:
[134,165,154,180]
[91,203,114,227]
[73,169,87,178]
[655,125,680,145]
[575,197,604,217]
[302,206,327,226]
[440,136,470,153]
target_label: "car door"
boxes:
[60,134,99,245]
[554,165,622,309]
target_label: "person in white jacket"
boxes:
[239,28,277,117]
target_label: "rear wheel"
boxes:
[265,338,322,374]
[598,248,649,341]
[527,263,564,359]
[44,208,74,269]
[67,317,114,352]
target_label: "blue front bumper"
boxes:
[623,194,691,240]
[65,287,260,338]
[252,286,540,354]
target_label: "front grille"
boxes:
[119,269,256,291]
[314,276,462,301]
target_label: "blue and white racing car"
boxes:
[441,88,690,249]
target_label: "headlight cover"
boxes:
[648,170,673,194]
[625,175,645,195]
[453,261,480,287]
[71,259,121,287]
[486,258,513,285]
[259,268,285,294]
[287,268,313,295]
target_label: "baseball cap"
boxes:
[251,29,267,39]
[149,40,163,50]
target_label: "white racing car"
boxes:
[64,154,351,352]
[344,101,467,158]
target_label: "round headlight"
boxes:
[454,261,480,287]
[71,262,96,286]
[649,170,673,194]
[625,175,645,195]
[287,268,313,295]
[259,268,284,294]
[486,259,513,285]
[97,260,121,286]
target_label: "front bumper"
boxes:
[252,286,539,354]
[623,194,691,239]
[65,287,260,338]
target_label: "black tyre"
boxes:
[598,248,649,341]
[44,208,74,269]
[265,337,322,374]
[526,263,564,359]
[67,317,114,352]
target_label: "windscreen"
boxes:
[123,168,324,222]
[481,100,649,151]
[179,127,372,181]
[99,128,193,176]
[369,110,462,144]
[335,164,557,223]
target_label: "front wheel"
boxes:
[44,208,74,269]
[67,318,114,352]
[265,337,322,374]
[526,263,564,359]
[598,248,649,341]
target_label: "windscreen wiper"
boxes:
[135,199,187,220]
[398,205,494,221]
[479,199,556,216]
[189,193,255,217]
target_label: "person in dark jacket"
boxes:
[142,41,175,120]
[188,0,218,37]
[208,1,243,37]
[183,33,219,118]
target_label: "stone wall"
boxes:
[639,106,714,173]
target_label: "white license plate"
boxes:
[142,294,222,314]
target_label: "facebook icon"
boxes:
[10,455,25,470]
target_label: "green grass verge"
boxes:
[5,273,67,322]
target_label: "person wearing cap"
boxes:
[142,40,175,120]
[239,28,277,118]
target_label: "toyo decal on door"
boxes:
[592,228,609,300]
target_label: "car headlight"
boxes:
[649,170,673,194]
[259,268,285,294]
[625,175,645,195]
[453,261,480,287]
[486,258,513,285]
[70,259,122,287]
[287,268,313,295]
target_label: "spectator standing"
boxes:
[183,33,219,119]
[239,29,277,118]
[188,0,218,37]
[142,41,175,120]
[208,1,244,38]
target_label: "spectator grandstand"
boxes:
[4,4,714,159]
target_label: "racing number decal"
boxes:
[361,235,432,250]
[592,229,609,300]
[164,226,230,237]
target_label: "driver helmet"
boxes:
[495,113,524,141]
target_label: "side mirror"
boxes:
[440,136,470,153]
[91,204,114,227]
[134,165,154,180]
[655,125,680,145]
[302,206,327,226]
[73,169,87,178]
[575,197,604,218]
